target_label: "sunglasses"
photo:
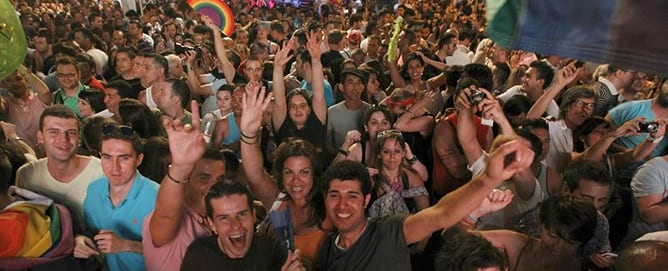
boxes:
[376,129,403,140]
[102,124,136,138]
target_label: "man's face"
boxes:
[74,32,89,49]
[112,31,127,48]
[34,36,49,53]
[56,64,80,90]
[188,158,226,210]
[164,24,177,39]
[2,72,28,96]
[132,56,146,78]
[100,138,142,187]
[522,68,543,92]
[565,98,596,127]
[339,74,364,102]
[168,58,183,79]
[154,81,175,110]
[115,52,133,74]
[104,88,122,115]
[91,16,104,29]
[206,194,256,258]
[325,180,370,235]
[231,88,244,115]
[128,23,142,38]
[618,70,637,90]
[142,59,163,86]
[235,31,249,45]
[367,38,381,57]
[244,60,263,83]
[38,116,80,162]
[571,179,611,210]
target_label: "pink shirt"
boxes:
[142,205,212,271]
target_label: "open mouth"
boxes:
[229,233,246,247]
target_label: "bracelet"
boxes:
[406,155,418,165]
[648,135,664,144]
[338,148,350,156]
[167,164,190,184]
[463,214,479,225]
[240,135,259,145]
[240,131,258,139]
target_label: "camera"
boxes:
[469,89,487,106]
[174,43,203,59]
[638,122,659,133]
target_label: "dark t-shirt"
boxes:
[274,110,327,152]
[181,234,287,271]
[318,215,411,271]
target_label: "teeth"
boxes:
[337,213,351,218]
[291,186,304,192]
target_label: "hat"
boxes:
[340,68,368,85]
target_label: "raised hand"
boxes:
[485,137,535,184]
[342,130,362,149]
[612,117,645,138]
[471,189,514,218]
[555,61,581,86]
[305,29,321,60]
[240,82,273,137]
[274,39,294,68]
[162,100,205,167]
[201,15,219,33]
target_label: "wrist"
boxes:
[338,148,350,156]
[648,135,664,144]
[406,155,418,165]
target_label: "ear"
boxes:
[136,153,144,167]
[37,131,44,145]
[338,83,344,93]
[364,194,371,208]
[207,217,217,235]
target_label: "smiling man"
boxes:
[76,124,159,271]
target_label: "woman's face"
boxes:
[365,111,391,139]
[78,98,94,118]
[406,59,424,80]
[216,90,233,113]
[288,94,310,126]
[366,74,380,96]
[378,138,404,170]
[282,156,314,201]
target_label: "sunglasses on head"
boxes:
[102,124,136,138]
[376,129,403,140]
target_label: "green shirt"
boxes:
[53,82,88,117]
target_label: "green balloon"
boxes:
[0,0,27,81]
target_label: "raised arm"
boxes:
[394,91,436,137]
[387,57,408,88]
[527,62,579,119]
[305,31,327,124]
[456,87,484,165]
[239,82,279,210]
[403,137,535,244]
[203,16,236,82]
[581,118,641,163]
[17,65,51,105]
[271,40,293,131]
[150,100,205,247]
[611,120,666,168]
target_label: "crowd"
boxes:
[1,0,668,270]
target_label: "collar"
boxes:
[57,82,87,97]
[101,171,145,204]
[334,221,369,251]
[598,76,619,95]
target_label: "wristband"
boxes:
[407,155,418,165]
[338,148,350,156]
[648,135,664,144]
[167,164,190,184]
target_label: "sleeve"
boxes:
[631,159,667,197]
[381,215,410,249]
[546,100,560,119]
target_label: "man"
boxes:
[162,21,178,51]
[75,124,159,270]
[100,80,135,120]
[318,136,534,271]
[591,65,636,117]
[320,30,346,86]
[88,13,104,30]
[327,69,370,148]
[154,79,193,124]
[180,180,303,271]
[128,20,153,53]
[138,53,169,109]
[0,66,50,148]
[269,20,287,46]
[436,32,459,64]
[111,30,128,50]
[297,51,335,107]
[75,53,105,90]
[73,28,108,76]
[528,62,592,173]
[15,105,104,230]
[109,47,143,94]
[49,57,90,116]
[143,103,227,271]
[32,30,54,75]
[165,54,185,80]
[498,60,557,117]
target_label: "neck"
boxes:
[338,220,367,250]
[109,175,135,207]
[344,100,363,110]
[525,88,543,102]
[652,100,668,118]
[46,156,81,183]
[15,89,31,100]
[63,83,80,96]
[120,70,135,79]
[382,167,400,177]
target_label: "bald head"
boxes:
[616,240,668,271]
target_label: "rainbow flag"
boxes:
[486,0,668,75]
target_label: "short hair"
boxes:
[138,136,171,183]
[78,88,106,113]
[514,128,542,163]
[563,160,613,192]
[144,53,169,78]
[39,105,79,131]
[116,46,137,60]
[205,180,254,218]
[503,95,532,118]
[249,42,269,57]
[573,116,611,152]
[559,86,596,119]
[100,123,144,154]
[322,160,371,196]
[104,80,136,99]
[52,42,79,58]
[462,63,493,91]
[328,30,345,45]
[539,194,597,245]
[165,79,191,108]
[55,56,80,72]
[615,241,668,271]
[75,53,96,71]
[529,60,555,89]
[438,32,457,49]
[445,65,464,89]
[493,62,511,88]
[435,228,508,271]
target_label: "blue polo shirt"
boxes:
[84,172,159,271]
[300,79,335,107]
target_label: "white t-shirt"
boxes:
[498,85,560,118]
[546,119,573,173]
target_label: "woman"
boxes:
[211,84,234,119]
[117,98,164,139]
[388,52,446,113]
[239,82,326,264]
[369,129,429,217]
[78,88,106,119]
[334,106,393,167]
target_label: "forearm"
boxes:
[310,58,325,99]
[631,136,659,162]
[424,58,448,71]
[581,135,616,162]
[527,82,566,119]
[123,239,143,254]
[151,163,193,246]
[211,31,235,82]
[388,63,406,88]
[640,204,668,224]
[457,110,483,164]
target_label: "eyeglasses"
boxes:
[376,129,403,140]
[102,124,136,138]
[56,73,77,79]
[574,100,596,110]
